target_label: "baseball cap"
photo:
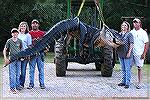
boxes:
[11,28,19,33]
[31,19,39,24]
[133,18,141,23]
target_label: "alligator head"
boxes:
[94,25,124,48]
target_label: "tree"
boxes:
[0,0,149,51]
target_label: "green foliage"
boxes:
[0,0,67,51]
[38,0,47,3]
[32,2,67,30]
[0,0,150,51]
[104,0,150,30]
[0,0,36,50]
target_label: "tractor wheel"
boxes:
[95,62,101,71]
[101,45,114,77]
[55,38,67,77]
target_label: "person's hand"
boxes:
[4,58,10,65]
[126,52,131,58]
[44,47,49,53]
[28,56,31,60]
[113,43,120,48]
[141,53,146,59]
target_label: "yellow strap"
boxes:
[77,0,85,16]
[94,0,109,29]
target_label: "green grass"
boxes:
[0,54,4,69]
[44,52,55,63]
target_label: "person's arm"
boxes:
[126,43,134,58]
[27,34,32,48]
[141,42,149,59]
[3,47,10,65]
[141,31,149,59]
[126,33,134,58]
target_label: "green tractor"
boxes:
[54,0,116,77]
[55,36,115,77]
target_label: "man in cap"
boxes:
[27,19,46,89]
[130,18,149,89]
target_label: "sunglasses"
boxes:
[133,21,139,23]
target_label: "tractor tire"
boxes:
[101,45,114,77]
[55,39,67,77]
[95,62,101,71]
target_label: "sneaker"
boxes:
[118,83,125,86]
[124,85,129,89]
[10,89,17,94]
[20,85,24,89]
[27,85,33,89]
[16,86,23,91]
[40,85,45,89]
[136,85,141,89]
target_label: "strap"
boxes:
[94,0,109,29]
[77,0,85,17]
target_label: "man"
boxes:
[130,18,149,89]
[27,19,45,89]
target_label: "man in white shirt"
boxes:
[130,18,149,89]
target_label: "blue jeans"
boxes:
[9,60,21,89]
[29,55,45,87]
[20,60,28,87]
[119,57,132,85]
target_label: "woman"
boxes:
[117,21,134,89]
[18,21,32,88]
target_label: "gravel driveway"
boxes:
[1,63,150,99]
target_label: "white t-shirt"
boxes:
[18,33,32,51]
[130,28,149,56]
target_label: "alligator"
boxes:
[8,17,124,77]
[10,17,121,62]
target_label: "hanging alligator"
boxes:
[10,17,122,62]
[8,17,124,77]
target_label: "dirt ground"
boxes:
[1,63,150,99]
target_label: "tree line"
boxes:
[0,0,150,51]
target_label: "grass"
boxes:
[0,54,4,69]
[44,52,55,63]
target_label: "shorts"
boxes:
[133,55,144,68]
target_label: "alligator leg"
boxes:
[78,22,88,56]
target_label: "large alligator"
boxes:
[10,17,122,62]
